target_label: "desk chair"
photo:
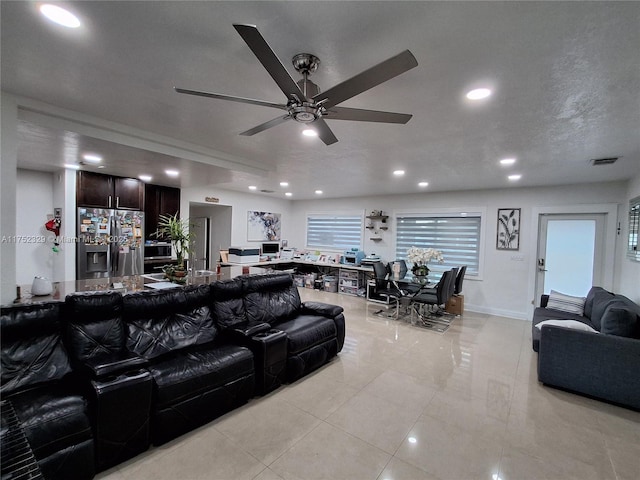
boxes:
[371,261,404,318]
[410,268,456,325]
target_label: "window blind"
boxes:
[306,214,363,250]
[395,215,481,276]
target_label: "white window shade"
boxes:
[306,214,363,250]
[395,215,481,276]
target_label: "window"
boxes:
[306,213,363,250]
[395,213,482,276]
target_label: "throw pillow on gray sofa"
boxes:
[600,302,640,337]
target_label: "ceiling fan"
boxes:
[175,24,418,145]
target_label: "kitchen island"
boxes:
[6,265,275,307]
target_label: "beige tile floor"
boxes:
[97,289,640,480]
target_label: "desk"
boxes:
[221,259,374,296]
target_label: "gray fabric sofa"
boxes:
[531,286,640,410]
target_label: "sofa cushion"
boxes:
[275,315,337,355]
[147,344,254,406]
[243,273,302,325]
[9,383,93,461]
[210,278,247,329]
[546,290,586,316]
[124,285,216,360]
[600,301,640,338]
[583,286,613,321]
[1,303,72,394]
[65,291,125,362]
[587,288,617,331]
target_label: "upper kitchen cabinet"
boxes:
[77,171,143,210]
[144,184,180,240]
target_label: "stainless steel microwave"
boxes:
[144,243,172,259]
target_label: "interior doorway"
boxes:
[189,203,232,270]
[535,213,606,301]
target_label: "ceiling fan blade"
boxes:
[313,50,418,109]
[233,24,308,102]
[313,118,338,145]
[324,106,412,124]
[239,115,291,136]
[174,87,288,110]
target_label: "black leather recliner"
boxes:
[122,284,255,445]
[1,303,95,480]
[64,291,152,471]
[212,273,346,384]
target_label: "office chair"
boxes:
[371,261,403,318]
[454,265,467,295]
[410,268,456,325]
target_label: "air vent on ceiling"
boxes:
[591,157,619,166]
[260,189,275,193]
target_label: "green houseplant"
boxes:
[153,213,193,283]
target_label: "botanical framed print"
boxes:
[247,211,281,241]
[497,208,521,250]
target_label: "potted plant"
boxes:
[153,213,193,283]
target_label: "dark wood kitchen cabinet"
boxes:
[144,184,180,240]
[76,171,143,210]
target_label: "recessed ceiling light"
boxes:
[165,169,179,177]
[248,185,257,190]
[40,4,81,28]
[82,154,102,163]
[508,174,522,181]
[280,182,289,187]
[418,181,429,187]
[64,163,80,170]
[408,437,417,444]
[302,129,317,137]
[138,175,152,182]
[285,192,293,197]
[393,170,405,176]
[315,190,323,195]
[500,158,516,166]
[466,88,492,100]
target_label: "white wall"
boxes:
[289,182,628,320]
[1,94,18,303]
[15,169,55,284]
[180,186,293,250]
[618,174,640,302]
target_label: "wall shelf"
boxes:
[366,212,389,238]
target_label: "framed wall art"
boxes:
[497,208,521,250]
[247,211,281,241]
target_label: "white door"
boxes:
[535,214,606,302]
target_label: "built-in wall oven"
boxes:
[144,243,172,260]
[143,242,174,274]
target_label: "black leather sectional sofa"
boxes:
[1,272,345,479]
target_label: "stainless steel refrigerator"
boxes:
[77,208,144,279]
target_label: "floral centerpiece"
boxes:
[406,246,444,281]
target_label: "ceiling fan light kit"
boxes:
[175,24,418,145]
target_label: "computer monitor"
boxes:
[261,242,280,256]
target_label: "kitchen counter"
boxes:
[4,265,272,307]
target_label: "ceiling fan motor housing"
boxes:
[291,104,320,123]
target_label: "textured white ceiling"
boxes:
[2,1,639,199]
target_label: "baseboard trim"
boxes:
[464,303,529,321]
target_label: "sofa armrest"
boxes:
[222,321,272,344]
[301,301,344,318]
[81,351,148,379]
[538,325,640,410]
[301,302,346,353]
